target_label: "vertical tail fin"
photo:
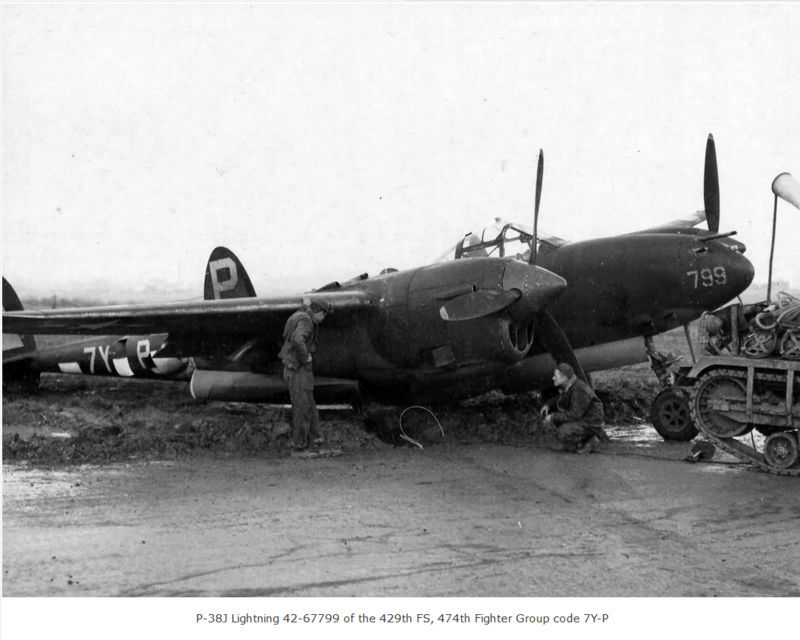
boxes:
[3,277,37,354]
[3,277,41,390]
[3,276,26,311]
[203,247,257,300]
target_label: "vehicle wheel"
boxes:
[690,371,752,438]
[763,432,800,469]
[754,311,778,331]
[650,388,698,441]
[741,329,777,358]
[779,330,800,360]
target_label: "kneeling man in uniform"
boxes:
[538,362,608,454]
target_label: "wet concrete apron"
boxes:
[4,436,799,597]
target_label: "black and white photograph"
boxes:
[2,1,799,637]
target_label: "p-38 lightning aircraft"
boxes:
[3,136,754,434]
[3,249,569,406]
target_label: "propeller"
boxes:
[440,146,591,387]
[439,290,521,321]
[535,310,590,384]
[703,133,720,233]
[530,149,544,265]
[526,148,590,384]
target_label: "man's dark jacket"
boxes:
[549,376,605,426]
[278,309,317,370]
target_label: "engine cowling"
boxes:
[375,258,561,370]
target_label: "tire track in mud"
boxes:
[122,547,604,597]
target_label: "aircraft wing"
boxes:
[2,291,376,341]
[631,210,707,234]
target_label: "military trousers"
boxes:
[554,421,596,451]
[540,420,599,452]
[283,364,321,447]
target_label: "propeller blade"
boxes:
[439,290,521,322]
[530,149,544,265]
[535,310,590,384]
[704,134,720,233]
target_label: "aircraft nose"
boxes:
[687,240,755,309]
[502,260,567,322]
[726,249,755,297]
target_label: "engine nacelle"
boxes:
[377,259,539,369]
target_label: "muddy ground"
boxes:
[2,365,660,465]
[4,331,685,465]
[3,353,800,597]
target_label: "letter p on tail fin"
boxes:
[203,247,258,300]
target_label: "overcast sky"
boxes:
[3,2,799,300]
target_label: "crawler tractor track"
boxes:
[689,368,800,476]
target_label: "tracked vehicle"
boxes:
[668,172,800,474]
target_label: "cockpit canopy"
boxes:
[439,218,566,262]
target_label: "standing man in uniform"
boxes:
[279,299,331,450]
[538,362,608,454]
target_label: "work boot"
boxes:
[576,435,599,455]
